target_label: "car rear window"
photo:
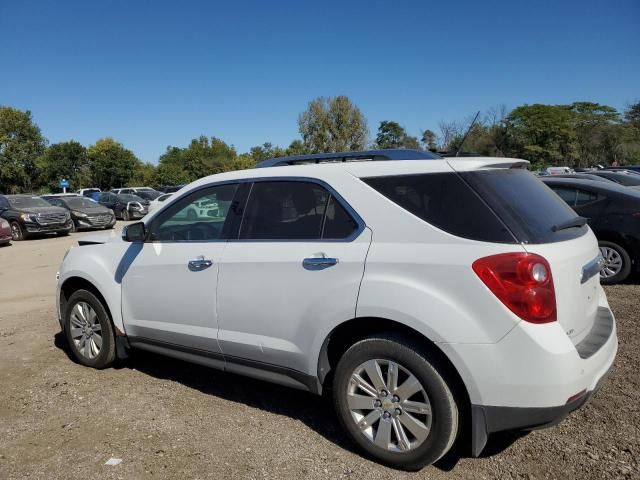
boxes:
[363,173,516,243]
[460,169,587,243]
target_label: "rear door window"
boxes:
[363,173,516,243]
[239,181,360,240]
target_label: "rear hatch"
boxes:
[453,164,601,345]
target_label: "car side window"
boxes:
[550,187,578,206]
[575,189,600,206]
[239,181,359,240]
[147,183,239,242]
[0,197,9,209]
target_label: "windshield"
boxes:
[600,173,640,186]
[136,190,161,200]
[8,196,52,208]
[64,197,101,209]
[119,194,144,202]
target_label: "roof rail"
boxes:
[256,149,440,168]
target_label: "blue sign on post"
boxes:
[59,179,70,193]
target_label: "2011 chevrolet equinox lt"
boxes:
[56,149,617,470]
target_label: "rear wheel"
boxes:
[333,335,458,471]
[599,241,631,284]
[10,221,25,241]
[63,289,116,369]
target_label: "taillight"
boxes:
[472,253,556,324]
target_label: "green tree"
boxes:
[0,106,47,193]
[421,129,437,151]
[504,104,578,169]
[624,100,640,126]
[568,102,620,166]
[375,121,419,149]
[249,142,286,163]
[129,162,157,186]
[285,139,308,156]
[87,138,139,189]
[38,140,89,191]
[298,96,368,153]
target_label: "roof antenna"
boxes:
[455,110,481,157]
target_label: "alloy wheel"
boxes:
[599,246,623,279]
[69,301,103,360]
[346,359,432,453]
[10,222,22,241]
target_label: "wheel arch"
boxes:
[317,316,473,450]
[59,276,117,331]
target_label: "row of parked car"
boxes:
[0,186,180,243]
[539,167,640,284]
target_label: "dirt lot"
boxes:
[0,226,638,480]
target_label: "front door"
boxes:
[217,179,370,376]
[121,183,240,354]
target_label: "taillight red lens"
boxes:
[472,253,557,324]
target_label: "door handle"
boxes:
[303,257,339,270]
[188,257,213,271]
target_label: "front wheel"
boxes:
[599,240,631,284]
[64,289,116,369]
[333,335,459,470]
[122,209,130,221]
[10,221,25,241]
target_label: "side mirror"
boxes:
[122,222,146,242]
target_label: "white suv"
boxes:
[56,149,617,470]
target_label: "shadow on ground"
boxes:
[53,331,524,471]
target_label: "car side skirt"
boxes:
[127,336,322,395]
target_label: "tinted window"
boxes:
[576,189,599,206]
[148,183,239,242]
[462,170,586,243]
[240,181,328,240]
[323,196,359,239]
[550,187,577,205]
[364,173,515,243]
[597,173,640,186]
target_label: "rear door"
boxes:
[217,179,371,376]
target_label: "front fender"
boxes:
[57,243,127,332]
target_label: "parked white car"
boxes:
[147,193,173,214]
[56,149,617,470]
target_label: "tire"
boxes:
[70,221,77,233]
[10,221,25,241]
[122,209,130,221]
[63,289,116,369]
[333,335,458,471]
[599,240,631,284]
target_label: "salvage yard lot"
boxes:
[0,226,638,480]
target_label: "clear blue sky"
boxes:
[1,0,638,163]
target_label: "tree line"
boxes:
[1,96,639,193]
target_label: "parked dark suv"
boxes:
[0,194,73,240]
[542,177,640,283]
[42,195,116,232]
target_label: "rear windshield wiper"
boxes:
[551,216,587,232]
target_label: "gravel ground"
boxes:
[0,227,638,479]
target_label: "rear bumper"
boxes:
[438,295,617,457]
[470,361,612,456]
